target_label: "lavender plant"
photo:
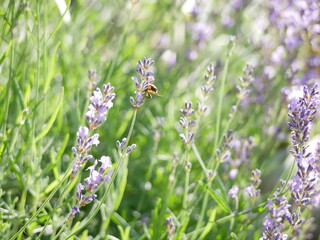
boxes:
[261,84,320,239]
[4,1,320,239]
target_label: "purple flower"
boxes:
[191,21,212,48]
[260,196,290,240]
[68,206,80,221]
[179,102,197,145]
[76,183,97,206]
[288,84,319,152]
[228,185,239,199]
[130,57,157,109]
[84,159,113,192]
[86,84,115,130]
[245,169,261,199]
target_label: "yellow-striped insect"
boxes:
[143,84,161,98]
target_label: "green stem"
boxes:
[190,184,210,240]
[278,161,296,196]
[217,99,240,148]
[52,223,67,240]
[183,170,190,210]
[191,143,207,173]
[65,110,138,239]
[213,55,230,159]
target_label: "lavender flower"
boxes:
[84,159,113,192]
[237,64,254,100]
[70,83,115,179]
[287,85,319,207]
[68,157,113,220]
[87,69,97,92]
[179,102,196,145]
[86,84,115,130]
[288,85,319,155]
[228,185,239,199]
[261,84,319,239]
[165,217,176,240]
[68,79,116,220]
[130,57,157,109]
[67,206,80,221]
[260,196,291,240]
[245,169,261,199]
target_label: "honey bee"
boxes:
[143,84,161,98]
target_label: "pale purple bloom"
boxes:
[68,206,80,220]
[126,144,137,154]
[165,217,176,239]
[179,102,196,145]
[228,185,239,199]
[98,156,112,174]
[84,159,113,192]
[191,21,212,48]
[130,57,156,109]
[245,169,261,199]
[245,185,260,198]
[260,196,290,240]
[116,138,127,151]
[271,46,286,64]
[86,83,115,130]
[179,132,195,144]
[76,183,97,206]
[229,168,238,179]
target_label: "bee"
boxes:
[143,84,161,98]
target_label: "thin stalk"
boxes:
[191,143,207,173]
[52,223,67,240]
[183,169,190,210]
[278,161,296,196]
[190,182,211,240]
[65,110,138,239]
[217,99,240,148]
[212,55,230,164]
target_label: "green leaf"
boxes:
[199,181,232,213]
[35,88,64,142]
[44,42,61,93]
[199,209,216,239]
[0,40,12,65]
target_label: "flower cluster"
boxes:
[228,185,239,200]
[288,84,319,207]
[68,157,113,220]
[116,137,137,156]
[229,136,254,179]
[245,169,261,199]
[260,196,291,240]
[86,83,115,130]
[268,0,319,52]
[130,57,156,109]
[71,84,116,179]
[216,130,234,163]
[267,0,320,85]
[179,102,196,145]
[261,84,319,238]
[68,83,116,220]
[196,63,218,117]
[236,64,254,100]
[311,143,320,208]
[165,217,176,240]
